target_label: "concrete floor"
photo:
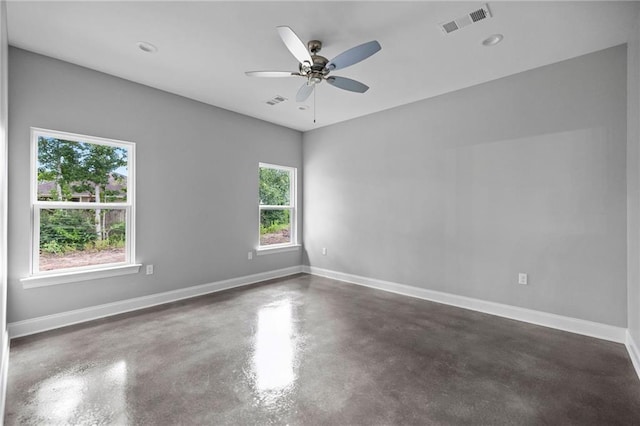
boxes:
[5,273,640,424]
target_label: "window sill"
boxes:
[256,244,302,256]
[20,263,142,289]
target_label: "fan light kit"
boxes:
[246,26,381,104]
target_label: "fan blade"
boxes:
[277,26,312,65]
[245,71,299,78]
[326,76,369,93]
[327,40,381,71]
[296,83,314,102]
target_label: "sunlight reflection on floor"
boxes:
[253,300,296,404]
[33,360,128,424]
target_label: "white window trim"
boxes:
[20,263,142,288]
[258,162,298,251]
[24,127,137,287]
[256,244,301,256]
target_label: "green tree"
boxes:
[40,209,96,253]
[259,168,290,233]
[37,137,83,201]
[71,144,127,240]
[259,168,290,205]
[38,138,127,242]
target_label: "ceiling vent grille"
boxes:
[439,4,492,34]
[265,95,287,106]
[442,21,459,33]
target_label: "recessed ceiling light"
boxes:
[136,41,158,53]
[298,105,309,111]
[482,34,503,47]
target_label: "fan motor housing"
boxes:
[311,55,328,72]
[299,54,329,77]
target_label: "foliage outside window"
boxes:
[259,163,296,248]
[31,128,135,275]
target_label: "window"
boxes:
[259,163,297,249]
[28,128,136,280]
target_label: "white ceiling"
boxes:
[6,1,639,132]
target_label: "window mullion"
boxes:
[259,205,294,210]
[34,201,130,209]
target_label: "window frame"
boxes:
[257,162,298,251]
[24,127,138,285]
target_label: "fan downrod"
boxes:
[308,40,322,54]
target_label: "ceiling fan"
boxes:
[246,26,381,102]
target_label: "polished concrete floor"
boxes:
[5,273,640,424]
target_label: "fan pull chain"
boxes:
[313,85,316,124]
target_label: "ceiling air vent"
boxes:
[265,95,287,106]
[439,4,492,35]
[442,21,459,34]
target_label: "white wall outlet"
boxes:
[518,273,527,285]
[248,251,253,260]
[146,264,154,275]
[322,247,327,256]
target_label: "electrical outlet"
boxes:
[248,251,253,260]
[146,264,154,275]
[518,273,527,285]
[322,248,327,256]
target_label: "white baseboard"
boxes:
[626,330,640,380]
[303,266,626,344]
[0,329,9,421]
[8,266,303,339]
[5,263,631,350]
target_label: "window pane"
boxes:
[37,137,128,203]
[39,208,127,272]
[260,209,291,246]
[259,167,290,206]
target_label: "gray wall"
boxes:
[0,0,8,411]
[7,48,303,323]
[629,11,640,344]
[303,45,628,327]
